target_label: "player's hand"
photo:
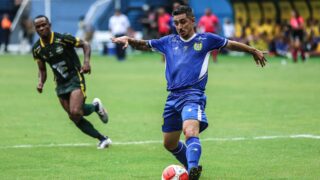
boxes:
[37,83,44,93]
[111,36,130,49]
[80,62,91,74]
[252,49,268,67]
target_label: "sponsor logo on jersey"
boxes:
[193,42,202,51]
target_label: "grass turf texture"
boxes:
[0,53,319,179]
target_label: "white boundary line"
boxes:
[0,134,319,149]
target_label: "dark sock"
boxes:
[169,141,188,169]
[186,137,202,172]
[75,118,105,141]
[300,49,306,60]
[82,104,96,116]
[292,49,298,62]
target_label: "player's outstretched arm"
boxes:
[225,40,267,67]
[36,60,47,93]
[77,39,91,74]
[111,36,151,51]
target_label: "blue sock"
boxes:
[169,141,188,169]
[186,137,202,172]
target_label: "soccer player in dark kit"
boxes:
[32,15,111,149]
[112,5,267,179]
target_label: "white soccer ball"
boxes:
[161,164,188,180]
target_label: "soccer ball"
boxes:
[161,164,188,180]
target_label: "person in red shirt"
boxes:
[198,8,219,33]
[198,8,220,63]
[1,14,12,52]
[157,7,171,37]
[290,10,305,62]
[157,7,171,62]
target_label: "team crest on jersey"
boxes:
[193,42,202,51]
[56,46,63,54]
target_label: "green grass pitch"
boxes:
[0,53,319,179]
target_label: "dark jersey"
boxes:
[32,32,82,84]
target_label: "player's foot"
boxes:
[189,165,202,180]
[97,136,112,149]
[92,98,108,124]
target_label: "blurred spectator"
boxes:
[198,8,220,63]
[222,18,234,39]
[109,9,130,61]
[308,39,320,57]
[83,20,95,44]
[248,31,269,51]
[290,10,306,62]
[235,17,245,40]
[311,20,319,37]
[76,16,86,40]
[169,2,182,34]
[274,34,290,57]
[305,18,320,57]
[157,7,171,38]
[261,19,273,40]
[19,16,34,53]
[156,7,171,62]
[1,14,12,53]
[13,0,22,16]
[140,4,157,39]
[20,16,34,46]
[198,8,219,34]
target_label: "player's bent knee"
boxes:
[183,120,200,139]
[70,108,82,117]
[68,112,82,124]
[183,128,198,139]
[163,141,177,151]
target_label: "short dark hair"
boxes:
[172,5,194,18]
[33,15,50,23]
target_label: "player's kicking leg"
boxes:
[59,89,111,149]
[92,98,109,123]
[82,98,108,124]
[163,131,188,169]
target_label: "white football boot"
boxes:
[92,98,109,123]
[97,137,112,149]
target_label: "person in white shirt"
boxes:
[108,9,130,60]
[223,18,235,39]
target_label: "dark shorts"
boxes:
[56,72,86,99]
[291,29,304,42]
[162,89,208,133]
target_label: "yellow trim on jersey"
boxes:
[40,38,45,47]
[77,71,86,98]
[75,38,80,47]
[40,31,54,47]
[50,31,54,44]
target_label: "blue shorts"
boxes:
[162,89,208,133]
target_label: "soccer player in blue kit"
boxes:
[112,5,267,179]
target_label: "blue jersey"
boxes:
[149,33,227,91]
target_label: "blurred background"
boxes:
[0,1,319,178]
[0,0,319,61]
